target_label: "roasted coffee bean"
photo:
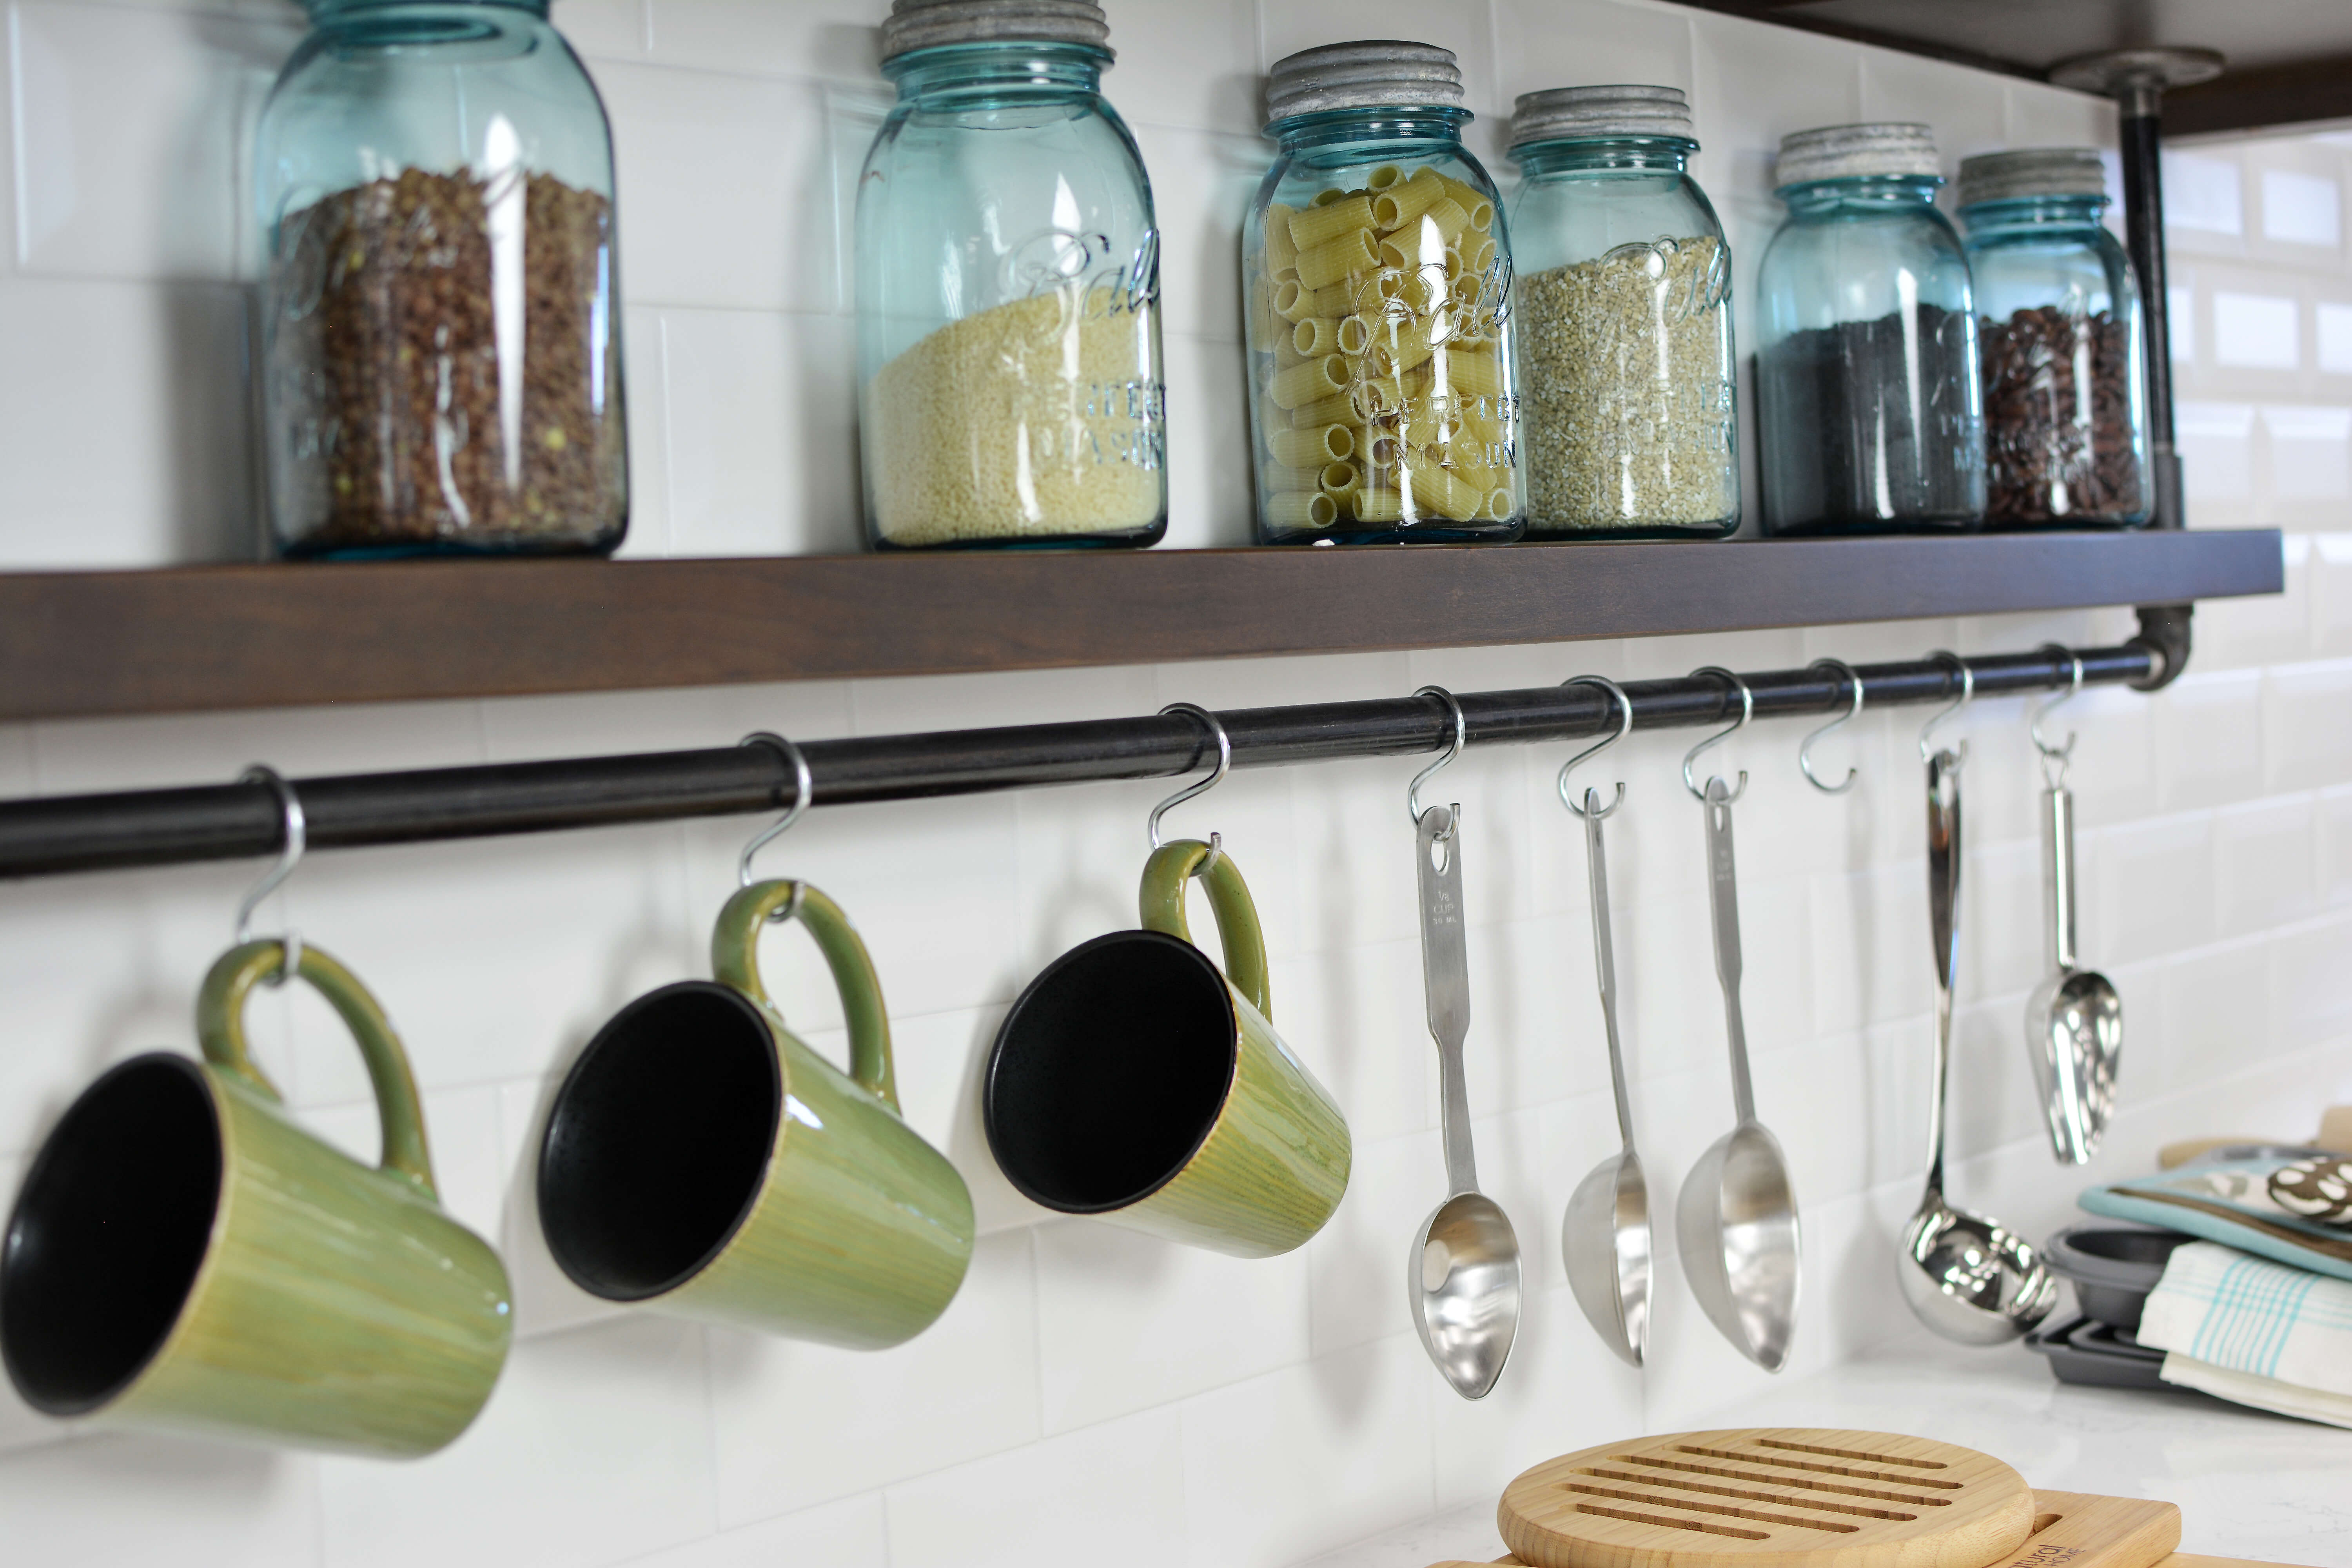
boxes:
[1978,305,2141,525]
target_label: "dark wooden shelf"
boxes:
[0,532,2285,722]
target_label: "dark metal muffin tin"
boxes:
[2041,1220,2194,1331]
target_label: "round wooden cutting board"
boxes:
[1499,1428,2034,1568]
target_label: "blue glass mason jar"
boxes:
[1506,85,1737,539]
[1243,42,1522,545]
[1958,150,2150,528]
[1755,124,1984,535]
[255,0,626,559]
[855,0,1165,552]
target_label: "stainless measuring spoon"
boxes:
[2022,653,2121,1165]
[1404,686,1520,1400]
[1555,676,1648,1368]
[1673,669,1801,1373]
[1900,659,2059,1343]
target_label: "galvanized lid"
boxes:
[1264,41,1465,129]
[1775,122,1942,188]
[879,0,1111,64]
[1956,147,2109,208]
[1509,84,1693,148]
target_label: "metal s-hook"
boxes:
[2029,643,2084,788]
[1917,650,1975,764]
[1149,703,1231,871]
[1557,675,1632,820]
[1681,666,1753,804]
[738,731,812,924]
[1799,658,1864,796]
[1406,684,1466,834]
[233,765,306,983]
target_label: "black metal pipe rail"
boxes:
[0,642,2155,881]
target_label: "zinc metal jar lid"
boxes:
[1956,147,2109,208]
[1510,84,1693,149]
[1775,122,1942,188]
[1263,40,1465,130]
[879,0,1111,64]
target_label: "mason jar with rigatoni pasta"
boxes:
[1243,42,1523,545]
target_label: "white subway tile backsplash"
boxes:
[662,307,862,556]
[1129,122,1260,344]
[2265,405,2352,502]
[644,0,878,83]
[2261,168,2342,249]
[2320,301,2352,376]
[1492,0,1694,114]
[0,1435,318,1566]
[629,1492,888,1568]
[2213,292,2301,370]
[2263,658,2352,792]
[1259,0,1501,121]
[2163,151,2245,237]
[2176,400,2256,504]
[1112,0,1260,134]
[2161,936,2272,1093]
[1689,9,1862,206]
[2094,811,2216,966]
[2214,795,2319,938]
[885,1408,1189,1568]
[2156,668,2267,811]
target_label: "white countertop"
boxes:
[1301,1327,2352,1568]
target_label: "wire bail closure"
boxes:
[1557,675,1632,820]
[233,765,306,984]
[1406,685,1466,837]
[1150,703,1230,874]
[739,731,812,925]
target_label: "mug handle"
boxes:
[196,940,440,1201]
[1139,840,1272,1024]
[712,880,900,1116]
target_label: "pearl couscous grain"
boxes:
[867,289,1163,547]
[1517,235,1736,532]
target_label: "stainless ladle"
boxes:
[1555,676,1649,1369]
[2022,650,2122,1165]
[1673,668,1801,1373]
[1405,686,1520,1400]
[1900,655,2060,1345]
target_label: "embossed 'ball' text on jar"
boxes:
[256,0,629,559]
[1506,85,1738,540]
[854,0,1167,551]
[1242,42,1524,545]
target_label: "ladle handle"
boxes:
[2042,784,2079,975]
[1924,750,1964,1198]
[1417,803,1478,1197]
[1701,779,1754,1127]
[1583,800,1636,1149]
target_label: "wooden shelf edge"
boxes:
[0,531,2285,722]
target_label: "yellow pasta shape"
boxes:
[1353,487,1403,523]
[1274,329,1305,368]
[1419,198,1472,249]
[1269,353,1350,410]
[1270,422,1354,468]
[1245,275,1278,351]
[1372,166,1446,231]
[1443,350,1505,400]
[1388,332,1437,377]
[1273,278,1316,324]
[1266,490,1338,529]
[1403,460,1485,521]
[1313,279,1388,318]
[1289,193,1376,251]
[1290,388,1359,427]
[1459,231,1497,276]
[1365,430,1402,470]
[1261,459,1318,494]
[1366,164,1405,191]
[1292,317,1338,358]
[1318,459,1359,496]
[1451,461,1501,494]
[1403,396,1460,446]
[1436,174,1493,230]
[1483,487,1515,519]
[1336,314,1373,356]
[1312,188,1347,207]
[1297,227,1379,289]
[1265,202,1300,276]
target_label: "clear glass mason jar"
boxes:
[1506,85,1737,539]
[1958,150,2150,529]
[255,0,626,559]
[1242,42,1523,545]
[1755,124,1985,535]
[855,0,1165,552]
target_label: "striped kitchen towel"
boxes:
[2138,1240,2352,1428]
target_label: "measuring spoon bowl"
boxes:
[1410,1190,1520,1400]
[1674,1119,1799,1373]
[2025,967,2122,1166]
[1563,1149,1649,1368]
[1898,1201,2058,1346]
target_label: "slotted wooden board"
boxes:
[1496,1430,2035,1568]
[1436,1488,2194,1568]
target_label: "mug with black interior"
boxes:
[984,839,1351,1256]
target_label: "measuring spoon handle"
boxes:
[2042,783,2079,974]
[1583,802,1636,1149]
[1417,803,1478,1196]
[1701,778,1754,1126]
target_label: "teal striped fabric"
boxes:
[2139,1240,2352,1395]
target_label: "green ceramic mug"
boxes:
[984,840,1352,1257]
[0,942,513,1457]
[537,880,974,1349]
